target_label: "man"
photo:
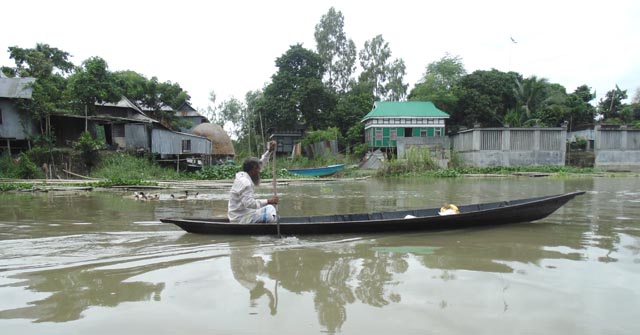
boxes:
[228,141,279,224]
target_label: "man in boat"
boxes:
[228,140,279,224]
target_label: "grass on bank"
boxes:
[376,147,603,177]
[1,148,610,192]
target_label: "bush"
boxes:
[0,153,18,178]
[301,127,340,147]
[73,131,105,169]
[16,152,42,179]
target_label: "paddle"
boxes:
[272,147,281,238]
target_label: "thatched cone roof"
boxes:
[192,123,235,156]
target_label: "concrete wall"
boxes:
[450,127,567,167]
[595,125,640,171]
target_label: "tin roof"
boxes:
[0,77,36,99]
[362,101,449,120]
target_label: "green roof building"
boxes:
[362,101,449,148]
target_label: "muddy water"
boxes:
[0,177,639,334]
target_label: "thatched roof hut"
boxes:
[192,123,235,157]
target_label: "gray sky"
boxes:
[2,0,639,112]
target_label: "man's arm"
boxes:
[260,140,276,166]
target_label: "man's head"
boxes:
[243,157,262,185]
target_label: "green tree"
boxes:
[236,89,265,155]
[112,70,149,102]
[314,7,357,94]
[358,35,407,101]
[334,80,375,146]
[112,70,190,129]
[408,53,466,113]
[533,83,569,127]
[259,44,336,131]
[66,56,121,117]
[4,44,75,139]
[513,75,549,120]
[598,85,627,121]
[385,59,408,101]
[564,85,596,129]
[453,69,521,129]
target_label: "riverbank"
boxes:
[1,169,636,193]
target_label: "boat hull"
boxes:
[287,164,345,177]
[160,191,585,236]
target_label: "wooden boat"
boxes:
[161,191,584,236]
[287,164,345,177]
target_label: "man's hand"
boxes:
[268,140,276,152]
[267,196,279,205]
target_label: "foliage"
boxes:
[358,35,407,100]
[112,70,191,130]
[65,56,121,114]
[90,153,187,180]
[301,127,340,147]
[451,165,600,175]
[196,164,241,180]
[598,85,627,120]
[73,131,105,169]
[16,152,43,179]
[314,7,357,93]
[334,81,375,139]
[195,162,300,180]
[570,137,588,150]
[453,69,521,129]
[5,43,75,136]
[0,153,19,178]
[0,183,35,192]
[408,53,466,113]
[376,147,438,176]
[351,143,368,159]
[259,44,337,131]
[564,85,596,129]
[88,178,157,187]
[448,150,466,169]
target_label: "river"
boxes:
[0,176,639,334]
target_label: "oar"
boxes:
[272,150,281,238]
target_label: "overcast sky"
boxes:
[2,0,639,112]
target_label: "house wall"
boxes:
[125,124,150,151]
[450,127,567,167]
[365,126,445,147]
[0,100,37,139]
[151,129,211,155]
[594,126,640,171]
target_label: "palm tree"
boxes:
[513,76,549,120]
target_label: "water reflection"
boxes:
[230,244,277,315]
[1,177,639,334]
[0,264,165,322]
[228,238,409,333]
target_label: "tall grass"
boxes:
[90,153,188,180]
[377,147,439,177]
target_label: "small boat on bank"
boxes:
[161,191,585,236]
[287,164,345,177]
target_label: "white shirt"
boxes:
[227,150,271,223]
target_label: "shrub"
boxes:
[16,152,42,179]
[73,131,105,169]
